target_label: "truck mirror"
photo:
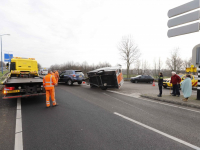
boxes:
[6,63,9,69]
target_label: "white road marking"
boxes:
[114,112,200,150]
[15,98,23,150]
[104,93,157,118]
[107,90,200,113]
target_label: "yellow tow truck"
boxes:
[2,57,45,99]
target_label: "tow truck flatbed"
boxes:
[4,77,43,85]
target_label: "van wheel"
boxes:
[67,79,73,86]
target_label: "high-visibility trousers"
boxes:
[46,89,56,107]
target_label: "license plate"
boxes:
[6,90,20,93]
[79,75,82,77]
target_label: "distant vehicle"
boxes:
[39,68,48,75]
[130,75,154,83]
[87,66,124,90]
[59,70,85,85]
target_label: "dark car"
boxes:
[130,75,154,83]
[59,70,85,85]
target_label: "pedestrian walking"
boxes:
[43,70,58,108]
[157,72,163,97]
[170,71,181,97]
[181,74,192,102]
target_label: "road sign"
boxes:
[168,10,200,28]
[192,44,200,66]
[168,0,200,18]
[167,22,199,38]
[4,53,13,62]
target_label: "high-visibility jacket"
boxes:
[55,71,59,79]
[52,72,56,78]
[43,73,57,90]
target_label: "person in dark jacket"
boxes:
[157,72,163,97]
[170,71,181,97]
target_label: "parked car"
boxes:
[59,70,85,85]
[130,75,154,83]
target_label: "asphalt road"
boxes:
[1,82,200,150]
[0,96,16,150]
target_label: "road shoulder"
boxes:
[141,94,200,109]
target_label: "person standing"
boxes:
[51,70,57,102]
[181,74,192,102]
[43,70,58,107]
[157,72,163,97]
[170,71,181,97]
[55,70,59,83]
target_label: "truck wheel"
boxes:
[101,86,107,90]
[78,81,82,85]
[67,79,73,86]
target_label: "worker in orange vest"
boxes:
[51,70,57,101]
[52,70,56,78]
[43,70,58,107]
[55,70,59,83]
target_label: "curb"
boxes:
[141,95,200,109]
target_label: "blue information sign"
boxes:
[4,53,13,62]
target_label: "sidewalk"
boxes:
[141,94,200,109]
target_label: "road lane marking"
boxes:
[114,112,200,150]
[15,98,23,150]
[107,90,200,113]
[103,93,157,118]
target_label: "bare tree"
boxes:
[158,57,162,73]
[183,57,192,69]
[142,60,151,75]
[153,58,157,78]
[0,61,5,67]
[118,35,140,79]
[135,59,141,75]
[166,48,183,73]
[37,63,42,69]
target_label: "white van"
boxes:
[40,68,48,75]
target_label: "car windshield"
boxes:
[75,71,83,75]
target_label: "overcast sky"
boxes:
[0,0,199,69]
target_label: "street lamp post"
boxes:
[0,34,10,74]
